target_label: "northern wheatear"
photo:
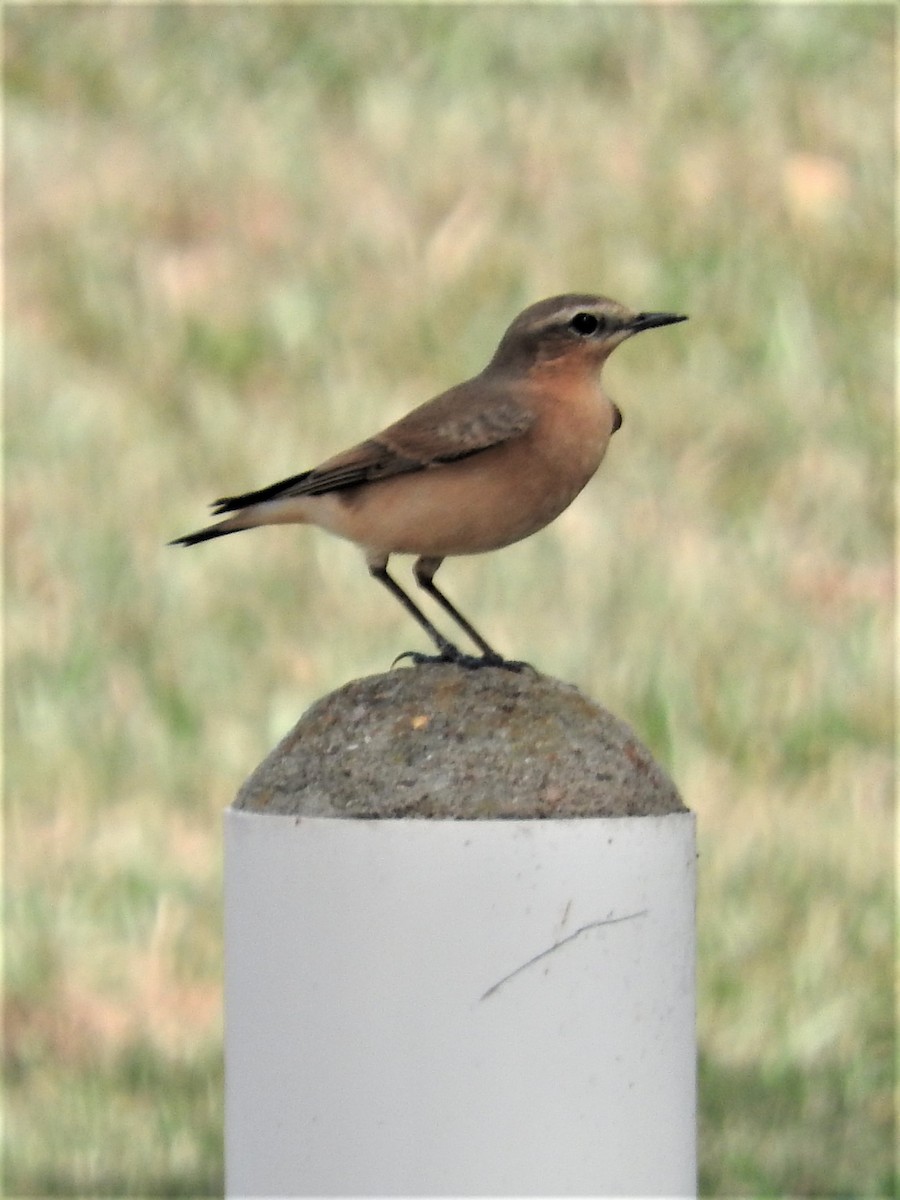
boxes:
[172,294,686,667]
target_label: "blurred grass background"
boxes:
[5,4,894,1196]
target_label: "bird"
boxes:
[171,293,687,669]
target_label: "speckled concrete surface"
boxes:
[234,664,685,819]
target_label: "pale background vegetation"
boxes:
[5,5,894,1196]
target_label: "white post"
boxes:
[224,667,696,1198]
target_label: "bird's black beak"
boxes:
[627,311,689,333]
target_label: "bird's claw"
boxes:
[391,648,534,673]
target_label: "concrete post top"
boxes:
[234,664,685,820]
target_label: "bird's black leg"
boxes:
[370,564,464,665]
[413,557,531,672]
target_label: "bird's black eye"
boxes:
[569,312,601,336]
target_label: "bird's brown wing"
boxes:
[212,377,534,514]
[378,376,535,462]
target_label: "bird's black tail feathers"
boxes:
[170,467,314,546]
[211,469,313,514]
[169,525,239,548]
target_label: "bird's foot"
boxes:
[490,656,536,674]
[477,652,536,674]
[391,648,535,673]
[391,648,474,669]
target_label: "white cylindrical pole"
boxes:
[224,666,696,1198]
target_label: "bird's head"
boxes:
[488,294,687,373]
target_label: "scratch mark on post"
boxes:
[480,909,648,1002]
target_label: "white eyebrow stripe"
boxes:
[527,303,618,333]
